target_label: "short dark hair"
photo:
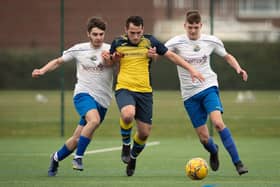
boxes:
[87,17,106,32]
[185,10,201,24]
[126,16,144,28]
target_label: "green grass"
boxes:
[1,90,279,138]
[0,90,280,186]
[0,137,279,187]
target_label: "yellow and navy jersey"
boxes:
[110,34,168,92]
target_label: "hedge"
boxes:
[0,41,279,90]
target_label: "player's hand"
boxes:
[102,50,110,60]
[147,47,158,60]
[111,52,124,62]
[101,50,112,65]
[190,70,205,83]
[32,69,44,78]
[237,69,248,81]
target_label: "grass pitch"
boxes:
[0,90,279,187]
[0,137,279,187]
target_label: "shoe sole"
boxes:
[238,169,248,175]
[48,171,57,177]
[73,166,83,171]
[72,161,83,171]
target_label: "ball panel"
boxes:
[185,157,209,180]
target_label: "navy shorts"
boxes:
[73,93,107,126]
[115,89,153,124]
[184,86,223,128]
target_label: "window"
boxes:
[238,0,280,18]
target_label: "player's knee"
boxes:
[139,133,149,140]
[139,129,151,140]
[121,113,134,124]
[212,120,225,131]
[121,106,135,124]
[87,118,101,128]
[135,133,149,143]
[123,117,133,124]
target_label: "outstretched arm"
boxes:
[224,54,248,81]
[164,50,205,82]
[32,57,64,78]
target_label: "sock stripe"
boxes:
[133,133,146,145]
[120,118,133,129]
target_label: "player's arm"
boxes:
[110,52,124,63]
[32,57,64,78]
[108,39,124,64]
[164,50,205,82]
[102,50,115,66]
[147,47,158,61]
[224,54,248,81]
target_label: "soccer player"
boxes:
[110,16,205,176]
[32,17,114,176]
[165,10,248,175]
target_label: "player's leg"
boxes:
[194,125,219,171]
[64,124,84,151]
[120,107,134,163]
[48,120,84,176]
[73,109,101,171]
[206,87,248,175]
[72,93,106,171]
[210,111,248,175]
[127,120,151,176]
[115,89,136,163]
[126,92,153,176]
[184,87,219,171]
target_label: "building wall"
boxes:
[1,0,279,49]
[0,0,155,49]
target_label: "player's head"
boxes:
[184,10,202,40]
[125,16,144,45]
[87,17,106,48]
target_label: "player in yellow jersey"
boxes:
[110,16,204,176]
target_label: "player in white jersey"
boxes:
[32,17,114,176]
[165,10,248,175]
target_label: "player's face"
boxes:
[126,23,144,45]
[184,22,202,40]
[87,27,105,48]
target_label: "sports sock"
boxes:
[130,133,146,158]
[119,118,133,145]
[219,127,240,164]
[203,137,218,154]
[75,135,91,158]
[56,144,73,161]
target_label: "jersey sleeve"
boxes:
[212,36,227,57]
[62,45,76,63]
[164,37,177,52]
[149,35,168,55]
[109,39,117,54]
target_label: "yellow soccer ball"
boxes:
[185,157,209,180]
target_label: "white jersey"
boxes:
[165,34,227,101]
[62,42,113,108]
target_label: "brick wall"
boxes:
[0,0,155,49]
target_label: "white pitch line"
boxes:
[84,141,160,155]
[0,141,160,157]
